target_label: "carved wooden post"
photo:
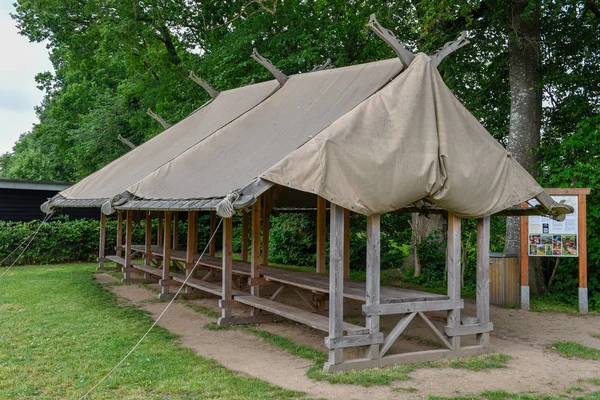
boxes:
[159,211,173,300]
[219,217,233,323]
[446,213,461,351]
[157,213,163,247]
[366,214,381,359]
[123,211,133,281]
[476,216,490,347]
[251,200,262,315]
[241,210,249,263]
[209,211,216,257]
[326,203,345,367]
[116,211,123,258]
[343,209,350,279]
[262,196,270,266]
[144,212,152,279]
[185,210,198,294]
[97,212,106,270]
[173,211,179,251]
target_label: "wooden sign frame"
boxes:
[519,188,591,313]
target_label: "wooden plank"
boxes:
[365,214,381,359]
[220,217,233,321]
[98,212,106,270]
[325,333,384,350]
[250,200,262,316]
[380,312,417,357]
[173,211,179,251]
[209,211,216,256]
[328,203,345,365]
[234,295,368,335]
[519,203,530,310]
[545,188,591,195]
[343,208,350,279]
[316,196,327,274]
[363,299,464,316]
[446,213,461,350]
[133,264,163,277]
[106,255,126,266]
[241,210,249,263]
[476,216,491,346]
[116,211,123,258]
[123,211,133,280]
[262,195,270,266]
[185,211,198,294]
[578,193,588,313]
[171,272,245,297]
[160,211,172,299]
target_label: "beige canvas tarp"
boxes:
[124,53,543,218]
[262,54,543,217]
[58,79,280,201]
[125,58,404,200]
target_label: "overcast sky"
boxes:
[0,0,53,155]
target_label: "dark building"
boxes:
[0,178,99,221]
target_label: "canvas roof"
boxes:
[55,79,280,202]
[118,54,547,218]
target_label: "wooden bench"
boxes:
[171,272,246,297]
[234,295,368,335]
[132,264,163,277]
[105,255,127,266]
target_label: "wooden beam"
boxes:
[251,200,262,307]
[160,211,173,300]
[365,214,381,359]
[327,203,345,366]
[123,211,133,281]
[343,208,350,279]
[157,213,163,247]
[219,217,233,322]
[519,203,530,310]
[262,196,270,266]
[578,193,588,313]
[209,211,216,256]
[144,211,152,267]
[380,312,417,357]
[173,211,179,251]
[446,213,461,351]
[363,299,464,316]
[241,210,249,263]
[325,333,384,350]
[316,196,327,274]
[97,212,106,270]
[186,211,198,293]
[116,211,123,258]
[476,216,491,346]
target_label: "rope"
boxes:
[215,191,241,218]
[0,212,54,280]
[79,217,224,399]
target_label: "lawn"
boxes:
[0,263,302,399]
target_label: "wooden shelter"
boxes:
[43,18,573,372]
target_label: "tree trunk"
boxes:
[505,0,545,294]
[402,213,446,277]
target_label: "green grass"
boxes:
[583,378,600,386]
[204,322,510,386]
[0,263,303,399]
[591,333,600,340]
[550,341,600,360]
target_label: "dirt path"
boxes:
[95,274,600,399]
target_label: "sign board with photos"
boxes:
[527,195,578,257]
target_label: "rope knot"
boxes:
[215,191,241,218]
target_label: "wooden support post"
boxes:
[145,212,152,267]
[123,211,133,281]
[446,213,461,351]
[173,211,179,251]
[218,217,233,323]
[519,205,530,310]
[209,211,216,257]
[251,200,262,307]
[157,213,163,247]
[97,212,106,270]
[241,210,249,263]
[316,196,327,274]
[262,197,270,266]
[160,211,173,300]
[578,194,588,313]
[116,211,123,258]
[325,204,345,368]
[476,216,491,347]
[366,214,381,359]
[185,211,198,294]
[343,209,350,279]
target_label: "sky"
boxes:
[0,0,53,154]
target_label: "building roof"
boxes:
[0,177,71,191]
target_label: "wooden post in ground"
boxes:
[160,211,173,300]
[251,200,262,315]
[97,212,106,270]
[218,217,233,324]
[366,214,381,359]
[123,211,133,281]
[144,211,152,269]
[476,216,490,347]
[173,211,179,251]
[241,210,249,263]
[446,213,461,351]
[578,194,588,313]
[316,196,327,274]
[185,211,198,294]
[262,196,270,266]
[519,204,530,310]
[157,213,163,247]
[343,209,350,279]
[116,211,123,258]
[325,203,345,368]
[209,211,216,256]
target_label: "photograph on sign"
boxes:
[527,195,578,257]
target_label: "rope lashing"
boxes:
[215,191,241,218]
